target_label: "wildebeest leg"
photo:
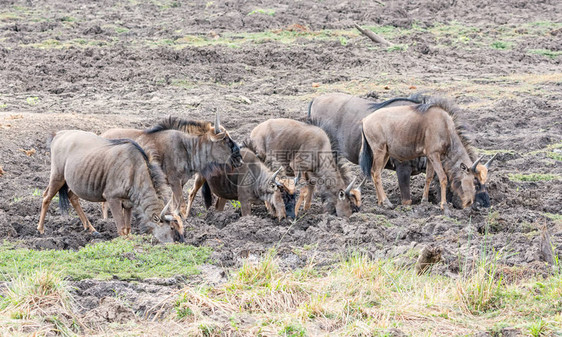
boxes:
[67,190,97,233]
[265,201,275,216]
[101,202,109,219]
[395,162,413,205]
[426,153,449,213]
[123,207,132,235]
[303,183,315,210]
[169,179,186,218]
[371,150,393,208]
[215,198,227,211]
[294,173,310,216]
[186,176,205,217]
[240,201,251,216]
[37,180,66,234]
[422,160,435,203]
[107,199,127,236]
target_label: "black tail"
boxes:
[359,126,373,180]
[58,183,71,215]
[201,181,213,209]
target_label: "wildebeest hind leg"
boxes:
[67,190,97,233]
[396,162,413,205]
[371,150,393,208]
[37,180,65,234]
[215,198,227,211]
[107,199,127,236]
[422,160,435,203]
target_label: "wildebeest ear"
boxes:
[338,190,346,200]
[460,163,469,173]
[211,131,227,141]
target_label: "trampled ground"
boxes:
[0,0,561,335]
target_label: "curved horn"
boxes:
[294,171,301,185]
[159,199,173,220]
[484,153,497,169]
[357,177,367,191]
[214,111,221,134]
[345,177,357,194]
[470,155,484,173]
[270,167,282,182]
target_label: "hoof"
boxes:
[402,200,412,206]
[383,199,394,209]
[443,207,452,217]
[92,231,102,237]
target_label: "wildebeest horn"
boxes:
[345,177,357,194]
[294,171,301,185]
[159,199,173,220]
[270,167,282,182]
[357,177,367,191]
[214,111,221,134]
[470,155,484,173]
[484,153,497,169]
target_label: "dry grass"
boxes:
[0,269,81,336]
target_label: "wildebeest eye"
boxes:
[152,214,160,223]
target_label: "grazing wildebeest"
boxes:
[37,130,184,243]
[250,118,360,217]
[101,114,242,218]
[360,97,487,213]
[309,93,495,208]
[185,146,296,220]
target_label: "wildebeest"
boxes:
[185,146,296,220]
[37,130,184,243]
[250,118,360,217]
[309,93,495,208]
[359,97,486,213]
[101,114,242,218]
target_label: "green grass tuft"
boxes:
[508,173,560,182]
[0,236,210,280]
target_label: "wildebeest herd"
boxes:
[38,93,496,242]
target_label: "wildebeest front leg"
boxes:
[371,150,393,208]
[395,162,413,205]
[215,198,227,211]
[37,181,65,234]
[67,190,98,234]
[107,199,127,236]
[123,207,132,235]
[422,160,435,203]
[186,175,205,217]
[240,201,252,216]
[101,202,109,219]
[426,153,449,213]
[169,180,186,218]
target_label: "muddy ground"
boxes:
[0,0,561,333]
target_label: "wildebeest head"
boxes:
[472,154,496,209]
[206,112,243,168]
[456,154,496,209]
[347,177,366,213]
[147,200,185,243]
[333,177,364,216]
[276,172,301,220]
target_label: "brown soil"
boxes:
[0,0,561,332]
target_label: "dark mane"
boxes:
[107,138,168,200]
[367,95,426,112]
[413,96,476,160]
[241,139,258,154]
[145,116,212,136]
